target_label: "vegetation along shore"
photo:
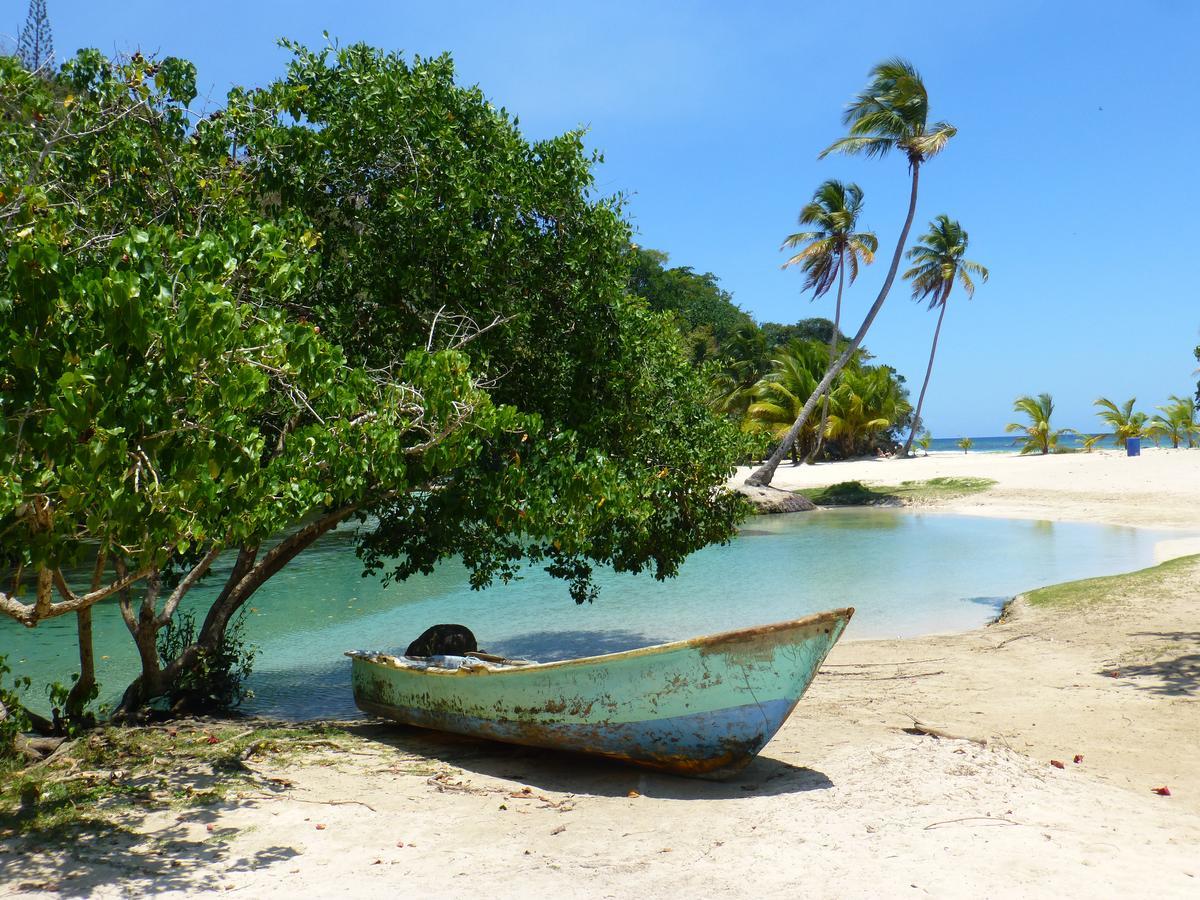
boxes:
[3,2,1200,897]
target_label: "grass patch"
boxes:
[1023,554,1200,608]
[798,477,996,507]
[0,720,354,838]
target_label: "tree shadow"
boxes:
[487,628,672,662]
[0,774,300,896]
[1105,632,1200,696]
[345,719,833,800]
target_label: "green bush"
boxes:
[1,655,32,762]
[156,611,257,713]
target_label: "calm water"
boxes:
[929,434,1110,454]
[1,510,1178,720]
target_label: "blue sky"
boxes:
[11,1,1200,435]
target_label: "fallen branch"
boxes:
[924,816,1021,830]
[902,713,989,747]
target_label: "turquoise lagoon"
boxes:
[1,510,1181,720]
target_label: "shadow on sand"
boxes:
[0,775,301,897]
[1107,631,1200,696]
[343,719,833,800]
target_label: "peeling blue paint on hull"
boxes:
[349,608,853,778]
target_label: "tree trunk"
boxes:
[746,163,922,487]
[901,284,951,457]
[805,247,844,465]
[65,606,95,716]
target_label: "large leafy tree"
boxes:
[0,45,746,720]
[899,216,988,457]
[748,58,956,486]
[781,180,877,462]
[1006,394,1073,455]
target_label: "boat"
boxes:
[346,607,853,778]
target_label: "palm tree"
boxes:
[747,58,956,486]
[781,180,878,463]
[1005,393,1074,455]
[824,366,911,456]
[1150,395,1199,448]
[899,216,988,457]
[744,341,827,464]
[957,437,973,453]
[1094,397,1148,450]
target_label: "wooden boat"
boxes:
[346,607,853,778]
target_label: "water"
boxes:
[1,511,1179,720]
[929,434,1110,454]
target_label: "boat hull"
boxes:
[349,608,853,778]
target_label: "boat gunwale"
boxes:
[345,606,855,677]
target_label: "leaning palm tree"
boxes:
[899,216,988,457]
[781,180,878,463]
[1150,395,1199,448]
[1094,397,1148,450]
[747,58,956,486]
[1005,393,1074,455]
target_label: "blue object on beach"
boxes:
[1127,437,1141,457]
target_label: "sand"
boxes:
[5,448,1199,898]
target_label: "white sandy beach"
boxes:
[5,448,1200,898]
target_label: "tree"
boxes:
[957,437,973,453]
[628,247,755,355]
[747,58,956,486]
[1194,345,1199,405]
[899,216,988,457]
[825,366,912,457]
[17,0,54,74]
[1,46,747,719]
[781,180,878,462]
[1006,394,1074,455]
[1094,397,1148,449]
[744,341,909,461]
[1149,395,1198,448]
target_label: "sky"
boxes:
[8,0,1200,436]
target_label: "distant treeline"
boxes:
[628,247,914,461]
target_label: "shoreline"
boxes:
[5,448,1199,896]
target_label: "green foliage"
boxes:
[1093,397,1148,449]
[46,674,99,736]
[821,58,957,165]
[1149,395,1198,449]
[957,436,973,452]
[743,341,911,459]
[629,248,756,356]
[802,481,887,506]
[2,43,747,710]
[156,610,257,713]
[903,216,988,308]
[781,181,877,299]
[1005,394,1074,455]
[916,430,932,452]
[1,656,32,762]
[799,476,995,506]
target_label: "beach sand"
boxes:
[5,449,1199,898]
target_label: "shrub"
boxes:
[156,610,257,713]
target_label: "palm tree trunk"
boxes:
[746,163,922,487]
[901,284,951,457]
[805,248,844,464]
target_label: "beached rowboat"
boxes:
[346,607,853,778]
